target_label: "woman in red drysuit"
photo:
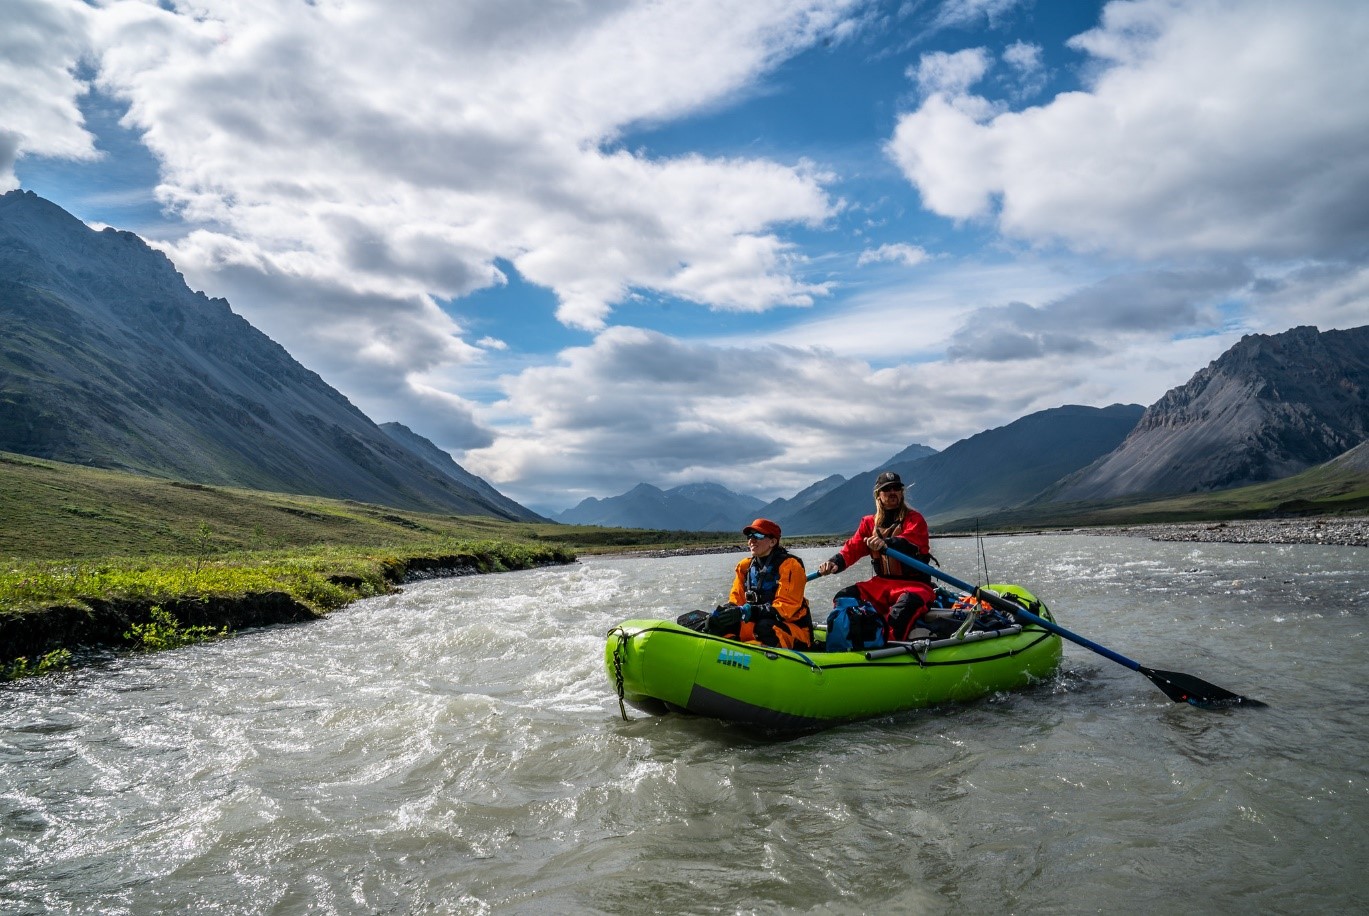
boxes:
[815,471,936,641]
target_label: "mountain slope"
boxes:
[378,422,546,521]
[556,482,765,531]
[782,404,1144,533]
[0,190,539,520]
[1043,326,1369,503]
[936,438,1369,533]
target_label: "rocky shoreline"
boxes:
[1066,516,1369,548]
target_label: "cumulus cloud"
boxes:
[9,0,1363,512]
[912,48,993,99]
[887,0,1369,260]
[4,0,863,457]
[0,0,97,188]
[458,316,1184,507]
[1001,40,1042,74]
[1001,40,1046,98]
[944,263,1251,360]
[67,0,854,334]
[152,238,496,448]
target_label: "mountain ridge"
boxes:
[0,189,540,520]
[555,481,765,531]
[777,403,1145,534]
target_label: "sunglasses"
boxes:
[745,532,772,541]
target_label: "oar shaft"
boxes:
[882,546,1144,674]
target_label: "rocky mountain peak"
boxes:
[1046,325,1369,502]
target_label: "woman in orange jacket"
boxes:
[707,517,814,649]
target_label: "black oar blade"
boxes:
[1139,666,1267,708]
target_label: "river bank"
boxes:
[0,546,576,675]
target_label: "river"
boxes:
[2,535,1367,914]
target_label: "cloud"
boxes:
[0,0,97,188]
[945,262,1252,360]
[912,48,993,99]
[857,242,930,267]
[9,0,1363,514]
[69,0,855,334]
[887,0,1369,260]
[1001,40,1047,98]
[0,0,870,457]
[1244,260,1369,333]
[930,0,1031,32]
[1001,40,1042,74]
[462,325,952,505]
[458,317,1208,509]
[150,233,496,449]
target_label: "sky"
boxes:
[4,0,1368,515]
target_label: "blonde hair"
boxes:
[874,493,906,536]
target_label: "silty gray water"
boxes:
[2,534,1366,914]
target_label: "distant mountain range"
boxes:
[752,473,849,521]
[556,326,1368,534]
[781,403,1145,534]
[0,190,543,521]
[557,482,765,530]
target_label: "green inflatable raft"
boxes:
[604,584,1063,730]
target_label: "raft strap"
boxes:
[608,626,630,721]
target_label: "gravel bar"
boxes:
[1076,516,1369,548]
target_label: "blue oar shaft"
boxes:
[882,546,1144,674]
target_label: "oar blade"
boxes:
[1139,666,1267,709]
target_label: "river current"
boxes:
[2,534,1367,914]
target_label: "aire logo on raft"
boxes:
[717,648,751,670]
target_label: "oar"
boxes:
[877,546,1265,709]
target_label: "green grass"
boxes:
[124,605,228,651]
[2,542,504,612]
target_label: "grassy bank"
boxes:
[0,452,743,675]
[0,539,580,677]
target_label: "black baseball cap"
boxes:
[874,471,903,493]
